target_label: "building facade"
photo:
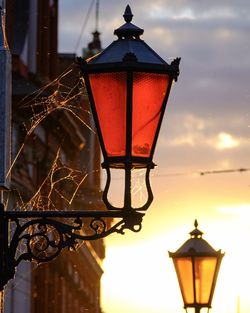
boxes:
[3,1,105,312]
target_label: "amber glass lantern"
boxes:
[79,5,180,211]
[169,221,224,313]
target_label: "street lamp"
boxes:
[169,220,224,313]
[0,5,180,289]
[78,4,180,212]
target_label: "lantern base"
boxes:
[102,157,156,170]
[184,304,211,313]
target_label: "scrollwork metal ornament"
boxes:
[0,203,144,290]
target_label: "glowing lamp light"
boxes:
[169,220,224,313]
[79,5,180,211]
[87,71,170,168]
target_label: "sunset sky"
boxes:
[59,1,250,313]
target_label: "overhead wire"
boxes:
[74,0,95,54]
[111,167,250,181]
[95,0,99,31]
[152,167,250,178]
[199,168,250,176]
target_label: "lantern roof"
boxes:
[85,5,180,75]
[170,220,223,257]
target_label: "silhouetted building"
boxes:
[4,1,105,312]
[83,30,102,59]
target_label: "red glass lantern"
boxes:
[88,71,171,166]
[79,5,180,211]
[169,221,224,313]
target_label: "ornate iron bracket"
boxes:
[0,163,154,291]
[0,203,144,291]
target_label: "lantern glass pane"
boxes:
[194,257,217,304]
[132,72,169,157]
[89,72,127,157]
[174,257,194,304]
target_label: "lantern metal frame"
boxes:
[169,220,224,313]
[0,5,180,291]
[79,5,180,212]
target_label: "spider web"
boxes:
[1,62,99,294]
[3,63,95,212]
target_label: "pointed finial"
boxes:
[190,219,203,238]
[114,5,143,39]
[123,5,133,23]
[194,219,198,229]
